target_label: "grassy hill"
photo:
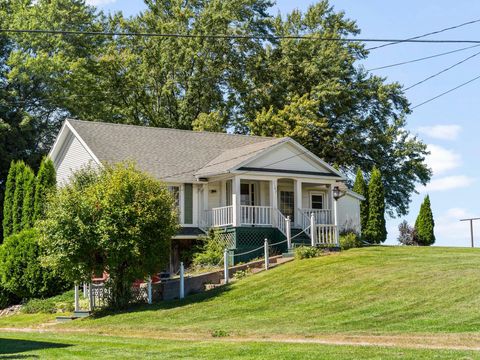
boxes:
[57,246,480,336]
[2,246,480,358]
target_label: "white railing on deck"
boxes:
[301,209,332,225]
[204,206,233,228]
[315,224,338,246]
[240,205,273,226]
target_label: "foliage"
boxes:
[33,157,56,223]
[353,168,368,233]
[397,220,418,246]
[0,0,430,232]
[232,269,251,280]
[21,166,35,230]
[39,164,178,309]
[192,230,228,268]
[210,329,230,338]
[2,161,17,239]
[415,195,435,246]
[0,228,69,299]
[339,232,362,250]
[21,290,80,314]
[364,167,387,244]
[11,161,26,234]
[294,246,323,260]
[0,283,17,310]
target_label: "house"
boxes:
[49,119,364,270]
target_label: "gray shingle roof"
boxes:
[67,119,286,182]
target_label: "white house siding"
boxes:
[337,193,362,234]
[54,131,97,185]
[246,142,331,173]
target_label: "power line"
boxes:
[367,44,480,71]
[366,18,480,51]
[412,74,480,109]
[404,49,480,91]
[3,28,480,44]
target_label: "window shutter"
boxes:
[184,183,193,224]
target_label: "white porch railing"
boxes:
[204,206,233,228]
[240,205,273,226]
[300,208,332,226]
[314,224,338,246]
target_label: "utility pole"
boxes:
[459,217,480,248]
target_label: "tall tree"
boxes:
[364,167,387,244]
[2,161,17,239]
[415,195,435,246]
[12,161,26,234]
[21,166,35,229]
[353,168,368,233]
[33,157,56,223]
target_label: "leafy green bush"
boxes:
[0,228,69,300]
[294,246,323,260]
[0,284,18,310]
[40,163,178,309]
[339,232,362,250]
[192,230,227,268]
[21,290,86,314]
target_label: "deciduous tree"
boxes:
[40,164,178,309]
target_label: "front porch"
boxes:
[199,176,340,247]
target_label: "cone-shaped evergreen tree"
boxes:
[415,195,435,246]
[21,166,36,229]
[353,168,369,233]
[33,157,56,222]
[12,161,26,234]
[364,167,387,244]
[2,161,17,239]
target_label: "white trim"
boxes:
[49,119,102,167]
[346,189,366,201]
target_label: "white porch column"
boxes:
[232,176,241,226]
[269,178,278,209]
[294,180,303,226]
[332,185,340,246]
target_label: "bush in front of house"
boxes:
[0,284,17,310]
[339,232,362,250]
[192,229,228,268]
[294,246,323,260]
[0,228,69,300]
[39,163,178,309]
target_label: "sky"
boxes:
[87,0,480,247]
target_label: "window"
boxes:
[311,194,324,209]
[280,191,295,220]
[240,183,255,205]
[168,186,180,220]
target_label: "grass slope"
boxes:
[59,246,480,336]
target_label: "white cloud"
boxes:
[425,144,461,175]
[434,208,478,247]
[85,0,117,5]
[418,125,462,141]
[420,175,475,192]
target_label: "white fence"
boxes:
[314,224,338,246]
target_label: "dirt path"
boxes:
[1,326,480,351]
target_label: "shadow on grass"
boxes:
[0,338,71,357]
[92,283,233,319]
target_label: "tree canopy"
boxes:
[0,0,431,239]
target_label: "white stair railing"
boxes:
[315,224,338,246]
[272,208,288,236]
[301,209,332,225]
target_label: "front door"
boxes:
[279,190,295,222]
[240,183,256,206]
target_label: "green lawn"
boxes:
[56,246,480,337]
[1,246,480,359]
[1,331,479,359]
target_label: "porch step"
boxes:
[73,310,91,318]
